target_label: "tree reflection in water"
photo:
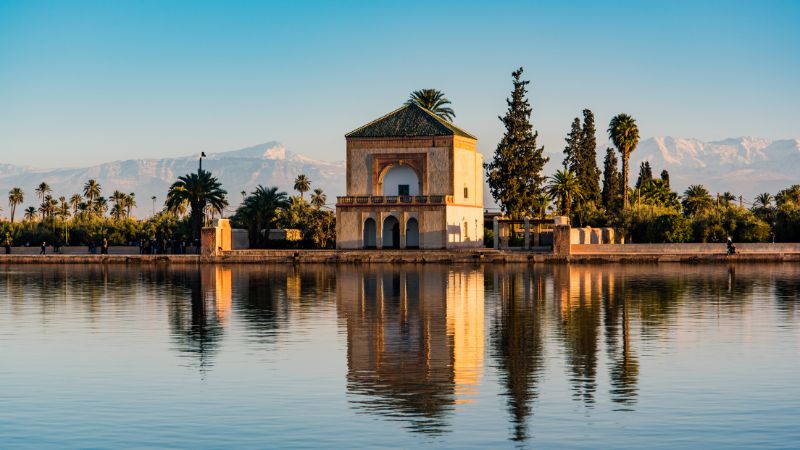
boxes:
[488,267,545,442]
[167,268,225,373]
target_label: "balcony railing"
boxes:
[337,195,453,206]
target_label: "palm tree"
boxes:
[8,187,24,224]
[234,185,290,246]
[35,182,51,202]
[607,114,640,209]
[166,169,228,240]
[682,185,714,216]
[546,169,584,218]
[110,203,125,221]
[83,179,102,206]
[719,191,736,207]
[58,197,71,220]
[310,188,326,209]
[293,174,311,201]
[23,206,37,222]
[753,192,773,210]
[406,89,455,121]
[93,196,108,216]
[70,194,82,215]
[776,184,800,207]
[532,192,551,220]
[125,193,136,218]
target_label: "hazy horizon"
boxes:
[1,1,798,168]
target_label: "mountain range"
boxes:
[0,142,345,218]
[0,137,797,218]
[621,137,800,200]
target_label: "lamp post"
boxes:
[151,196,156,217]
[199,152,206,174]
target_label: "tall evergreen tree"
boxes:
[485,68,549,218]
[601,148,621,211]
[578,109,601,204]
[635,161,653,189]
[563,117,582,170]
[660,169,670,187]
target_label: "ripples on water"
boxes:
[0,264,798,449]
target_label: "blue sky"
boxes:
[0,0,798,168]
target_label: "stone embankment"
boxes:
[1,247,799,264]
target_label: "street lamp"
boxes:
[199,151,206,174]
[151,196,156,217]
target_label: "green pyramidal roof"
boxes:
[346,103,476,140]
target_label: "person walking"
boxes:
[4,233,11,254]
[40,241,46,255]
[101,238,109,255]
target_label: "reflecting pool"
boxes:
[0,264,798,448]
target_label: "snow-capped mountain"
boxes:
[0,142,345,218]
[605,137,800,200]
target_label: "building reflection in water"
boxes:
[336,266,484,434]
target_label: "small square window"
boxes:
[398,185,409,196]
[463,187,469,198]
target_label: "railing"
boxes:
[337,195,453,205]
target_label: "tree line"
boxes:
[1,172,336,249]
[483,67,800,243]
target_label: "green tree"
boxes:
[70,194,82,215]
[293,174,311,201]
[659,169,670,186]
[635,161,653,189]
[601,148,621,212]
[310,188,326,209]
[563,117,581,171]
[125,193,137,217]
[8,187,24,224]
[166,169,228,240]
[233,185,290,247]
[682,185,714,216]
[607,114,640,209]
[405,89,455,121]
[546,170,584,218]
[35,182,51,202]
[23,206,37,222]
[776,184,800,207]
[563,109,601,208]
[485,67,549,219]
[83,179,102,205]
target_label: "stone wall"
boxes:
[571,243,800,254]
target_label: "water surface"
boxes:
[0,263,798,449]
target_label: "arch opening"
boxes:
[382,216,400,249]
[406,218,420,249]
[363,218,377,249]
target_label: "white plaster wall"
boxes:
[445,205,484,248]
[382,165,420,195]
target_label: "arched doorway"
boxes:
[382,216,400,249]
[363,218,377,249]
[380,165,420,196]
[406,218,419,249]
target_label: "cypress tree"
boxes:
[485,68,549,219]
[563,117,581,170]
[635,161,653,189]
[602,147,621,211]
[578,109,601,204]
[660,169,670,187]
